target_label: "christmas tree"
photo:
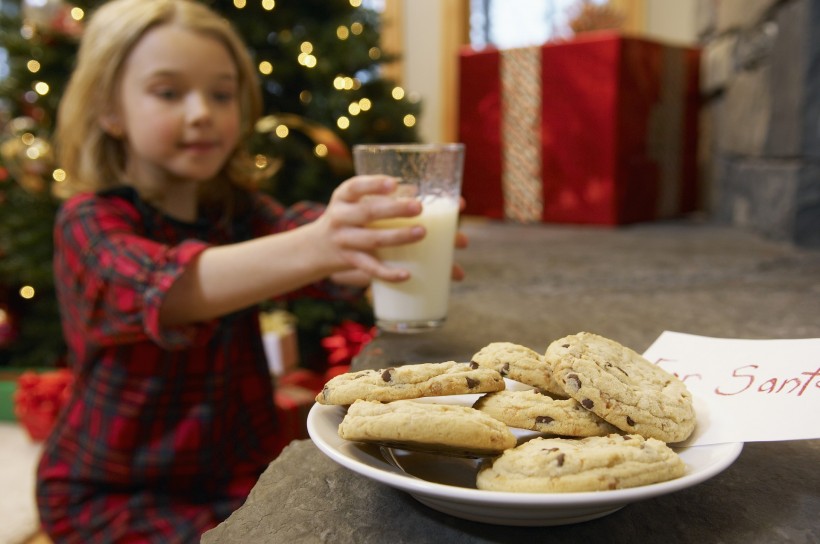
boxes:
[0,0,420,369]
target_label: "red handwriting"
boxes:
[715,365,820,397]
[652,357,820,397]
[652,358,703,384]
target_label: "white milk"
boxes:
[370,196,459,328]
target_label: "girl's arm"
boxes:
[159,176,423,326]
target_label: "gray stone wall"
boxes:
[698,0,820,246]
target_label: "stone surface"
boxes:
[715,158,801,242]
[700,34,736,94]
[204,218,820,544]
[719,66,771,157]
[765,0,806,157]
[699,0,820,247]
[796,161,820,246]
[203,439,819,544]
[802,0,820,160]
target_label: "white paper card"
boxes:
[642,331,820,446]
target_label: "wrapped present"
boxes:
[274,383,317,443]
[260,309,299,376]
[458,31,700,225]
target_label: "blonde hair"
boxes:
[56,0,262,204]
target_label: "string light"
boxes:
[261,0,275,10]
[27,60,40,73]
[337,116,350,129]
[52,169,66,182]
[298,43,317,68]
[333,76,355,90]
[20,286,35,299]
[258,61,273,75]
[348,102,361,115]
[336,26,349,40]
[391,86,405,100]
[298,53,317,68]
[34,82,49,95]
[349,0,362,6]
[314,144,328,157]
[233,0,247,8]
[358,98,372,111]
[403,114,416,127]
[368,47,381,60]
[299,90,312,103]
[350,22,363,35]
[275,125,289,138]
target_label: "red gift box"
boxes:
[458,32,700,225]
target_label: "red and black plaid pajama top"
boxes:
[37,187,335,543]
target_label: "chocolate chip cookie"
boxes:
[471,342,566,397]
[473,389,620,437]
[476,434,686,492]
[338,399,517,455]
[315,361,505,405]
[545,332,695,443]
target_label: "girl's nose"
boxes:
[186,92,212,124]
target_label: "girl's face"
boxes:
[113,24,242,194]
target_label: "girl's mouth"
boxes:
[181,141,218,152]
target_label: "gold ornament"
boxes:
[255,113,353,176]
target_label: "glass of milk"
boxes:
[353,143,464,333]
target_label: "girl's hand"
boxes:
[326,189,470,287]
[312,175,424,282]
[330,228,468,286]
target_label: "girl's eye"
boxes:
[213,90,236,103]
[154,88,180,100]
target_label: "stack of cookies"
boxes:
[315,332,695,493]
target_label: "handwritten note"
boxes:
[642,331,820,446]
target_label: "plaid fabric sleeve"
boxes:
[54,194,216,351]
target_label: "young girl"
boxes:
[36,0,464,541]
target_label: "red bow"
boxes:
[13,369,73,441]
[321,320,377,367]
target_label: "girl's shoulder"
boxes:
[58,187,143,225]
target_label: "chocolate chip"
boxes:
[581,398,594,409]
[469,361,479,369]
[381,369,393,382]
[626,416,635,426]
[555,453,565,467]
[535,416,554,425]
[501,363,510,376]
[561,343,569,348]
[466,377,479,388]
[564,373,581,391]
[616,366,629,377]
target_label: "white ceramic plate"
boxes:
[307,387,743,527]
